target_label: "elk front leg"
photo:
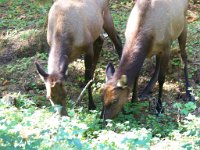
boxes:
[141,55,160,97]
[131,75,139,102]
[84,45,96,110]
[91,36,104,75]
[157,51,170,114]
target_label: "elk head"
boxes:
[101,62,130,119]
[35,62,67,115]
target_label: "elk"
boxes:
[101,0,194,119]
[35,0,122,115]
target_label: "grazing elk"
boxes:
[35,0,122,115]
[101,0,194,119]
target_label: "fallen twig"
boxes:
[74,77,94,107]
[49,98,55,106]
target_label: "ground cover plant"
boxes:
[0,0,200,149]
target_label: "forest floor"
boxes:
[0,0,199,112]
[0,0,200,149]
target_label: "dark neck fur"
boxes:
[48,40,69,75]
[112,0,152,88]
[114,32,153,88]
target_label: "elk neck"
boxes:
[48,39,70,75]
[114,31,154,88]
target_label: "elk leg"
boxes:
[103,8,122,58]
[131,75,139,102]
[178,24,194,101]
[91,36,104,75]
[84,45,96,110]
[61,101,67,116]
[141,55,160,97]
[157,51,170,114]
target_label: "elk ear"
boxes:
[35,62,48,81]
[117,75,127,89]
[106,62,115,82]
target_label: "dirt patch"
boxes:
[0,29,49,65]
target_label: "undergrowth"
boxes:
[0,94,199,149]
[0,0,200,149]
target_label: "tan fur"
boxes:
[47,0,109,62]
[103,85,116,106]
[125,0,151,43]
[125,0,188,58]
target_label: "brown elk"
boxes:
[101,0,194,119]
[35,0,122,115]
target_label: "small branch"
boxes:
[74,78,94,107]
[49,98,55,106]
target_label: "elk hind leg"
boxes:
[103,8,122,58]
[178,25,194,101]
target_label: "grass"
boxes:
[0,94,199,149]
[0,0,51,31]
[0,0,200,149]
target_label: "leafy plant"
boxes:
[173,102,197,116]
[0,0,199,149]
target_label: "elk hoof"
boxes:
[182,92,195,102]
[88,104,96,110]
[61,109,68,116]
[139,94,151,101]
[185,95,195,102]
[156,104,164,115]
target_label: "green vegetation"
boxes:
[0,94,199,149]
[0,0,200,149]
[0,0,51,31]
